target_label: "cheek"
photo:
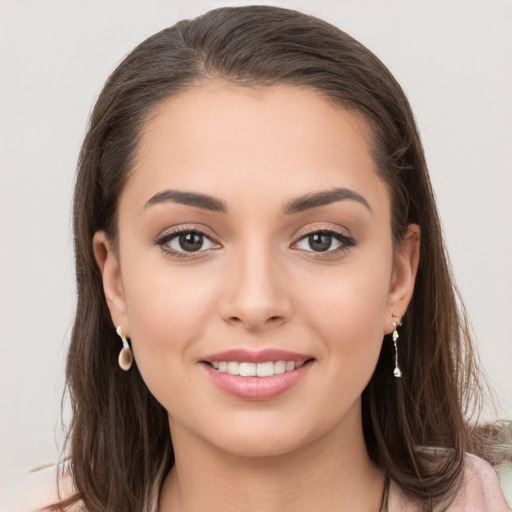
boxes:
[120,256,217,397]
[297,251,392,376]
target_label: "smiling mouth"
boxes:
[204,359,313,377]
[201,351,315,399]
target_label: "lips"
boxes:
[201,349,314,400]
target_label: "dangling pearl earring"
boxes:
[392,321,402,378]
[116,326,133,371]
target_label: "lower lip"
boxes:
[203,361,313,400]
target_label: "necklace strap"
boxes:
[380,474,390,512]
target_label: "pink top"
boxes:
[385,454,510,511]
[2,454,510,511]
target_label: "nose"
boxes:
[219,244,293,331]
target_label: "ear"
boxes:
[385,224,421,333]
[93,231,129,334]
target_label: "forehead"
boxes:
[123,82,388,216]
[137,82,373,165]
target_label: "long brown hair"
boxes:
[57,6,488,511]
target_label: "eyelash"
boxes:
[154,226,356,259]
[292,228,356,257]
[155,226,219,259]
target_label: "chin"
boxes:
[181,401,357,461]
[209,427,315,459]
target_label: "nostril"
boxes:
[223,309,288,329]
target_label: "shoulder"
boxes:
[496,459,512,511]
[0,462,79,512]
[387,452,510,511]
[449,453,510,511]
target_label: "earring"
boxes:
[392,320,402,378]
[116,326,133,371]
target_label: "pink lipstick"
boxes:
[201,349,314,400]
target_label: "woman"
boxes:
[24,5,510,511]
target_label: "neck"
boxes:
[158,403,385,512]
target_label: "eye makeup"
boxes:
[153,223,357,261]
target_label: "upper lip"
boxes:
[202,348,313,364]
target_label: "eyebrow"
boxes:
[282,188,372,215]
[144,187,372,215]
[144,189,228,213]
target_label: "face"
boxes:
[95,83,419,458]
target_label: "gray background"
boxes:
[1,0,511,490]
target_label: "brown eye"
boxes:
[157,229,219,255]
[294,229,356,255]
[308,233,332,252]
[296,231,338,253]
[178,232,204,252]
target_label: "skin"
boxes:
[94,83,420,511]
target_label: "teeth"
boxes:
[211,360,305,377]
[239,362,256,376]
[227,361,239,375]
[274,360,286,374]
[256,361,274,377]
